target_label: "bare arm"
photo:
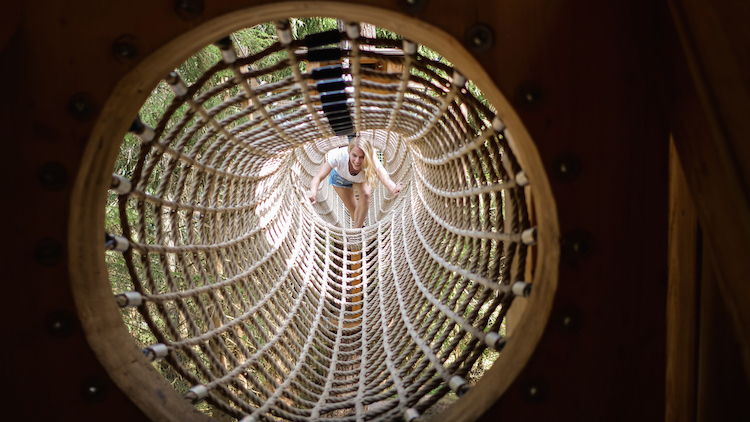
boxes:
[308,162,333,204]
[377,166,402,196]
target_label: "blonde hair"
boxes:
[348,137,379,187]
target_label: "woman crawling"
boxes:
[307,137,402,228]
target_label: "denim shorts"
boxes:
[329,168,354,188]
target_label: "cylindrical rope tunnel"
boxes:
[106,21,537,422]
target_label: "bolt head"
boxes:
[67,93,97,122]
[401,0,427,13]
[39,162,68,191]
[562,229,594,261]
[514,81,544,111]
[553,304,585,334]
[519,376,549,403]
[175,0,204,20]
[465,24,495,54]
[551,153,582,183]
[80,376,108,402]
[112,36,141,63]
[35,237,64,266]
[46,310,76,337]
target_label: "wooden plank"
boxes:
[663,0,750,382]
[696,247,750,421]
[0,0,19,53]
[445,0,669,420]
[666,139,699,422]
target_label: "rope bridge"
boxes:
[107,20,536,422]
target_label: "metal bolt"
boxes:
[115,43,136,58]
[67,93,97,122]
[554,304,585,334]
[551,153,582,183]
[81,376,108,403]
[175,0,204,20]
[401,0,427,13]
[46,310,76,337]
[514,81,543,111]
[519,376,548,403]
[112,35,140,62]
[39,161,68,191]
[35,238,63,267]
[562,229,594,261]
[465,24,495,54]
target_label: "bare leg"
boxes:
[333,186,358,224]
[351,182,371,228]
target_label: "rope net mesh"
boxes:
[108,21,535,422]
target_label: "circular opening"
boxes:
[70,4,558,422]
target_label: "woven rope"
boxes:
[110,21,533,422]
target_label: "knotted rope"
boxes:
[108,21,535,422]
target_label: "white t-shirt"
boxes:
[327,147,383,183]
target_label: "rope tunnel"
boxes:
[106,20,537,422]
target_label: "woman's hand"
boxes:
[308,162,333,206]
[389,182,402,196]
[307,187,317,204]
[376,165,402,197]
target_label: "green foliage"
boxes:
[291,17,338,37]
[375,26,400,40]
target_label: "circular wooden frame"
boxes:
[68,2,559,421]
